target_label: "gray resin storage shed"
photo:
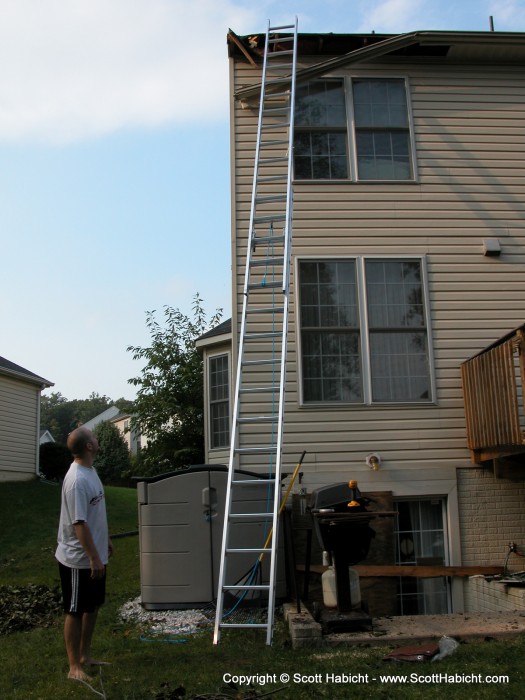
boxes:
[137,465,285,609]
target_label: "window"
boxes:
[353,78,413,180]
[209,354,230,449]
[294,77,414,181]
[394,498,451,615]
[294,80,349,180]
[298,257,432,404]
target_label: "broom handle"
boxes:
[259,450,306,561]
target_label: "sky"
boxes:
[1,0,525,402]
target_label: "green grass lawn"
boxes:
[0,480,524,699]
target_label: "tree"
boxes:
[127,294,222,475]
[41,392,135,444]
[93,421,132,486]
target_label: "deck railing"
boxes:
[461,327,525,464]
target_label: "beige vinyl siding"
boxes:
[0,375,39,480]
[230,56,525,492]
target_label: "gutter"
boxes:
[234,29,525,101]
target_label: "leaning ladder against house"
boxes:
[213,19,298,646]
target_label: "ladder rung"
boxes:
[237,416,278,424]
[249,257,284,267]
[244,331,281,339]
[235,446,278,454]
[232,476,276,483]
[219,623,269,629]
[246,306,284,314]
[263,105,288,114]
[242,358,281,366]
[248,280,283,290]
[252,235,285,245]
[223,583,271,590]
[240,385,278,394]
[226,547,271,554]
[268,35,294,44]
[258,156,288,165]
[267,49,293,57]
[266,64,293,71]
[269,23,295,31]
[253,213,286,222]
[262,90,289,99]
[261,121,290,131]
[258,175,287,183]
[260,139,288,148]
[229,513,274,520]
[255,194,287,204]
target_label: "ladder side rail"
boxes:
[213,19,274,646]
[281,16,298,297]
[265,17,298,646]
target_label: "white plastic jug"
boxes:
[322,565,361,609]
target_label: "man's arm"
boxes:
[73,521,105,579]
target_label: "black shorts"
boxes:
[58,563,106,614]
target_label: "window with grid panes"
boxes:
[294,77,414,181]
[298,258,432,403]
[209,354,230,448]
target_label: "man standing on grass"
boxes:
[55,426,113,682]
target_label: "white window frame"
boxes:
[208,351,231,450]
[296,255,436,406]
[294,75,418,183]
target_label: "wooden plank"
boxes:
[297,564,505,578]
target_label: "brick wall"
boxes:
[465,576,525,612]
[457,467,525,573]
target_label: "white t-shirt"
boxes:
[55,462,109,569]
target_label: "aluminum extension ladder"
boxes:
[213,19,298,646]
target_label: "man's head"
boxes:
[67,427,99,460]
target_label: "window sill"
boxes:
[293,178,419,185]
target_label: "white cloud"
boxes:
[356,0,439,33]
[0,0,258,144]
[488,0,525,27]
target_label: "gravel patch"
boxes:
[119,597,213,636]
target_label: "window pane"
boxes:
[295,80,347,127]
[353,78,408,128]
[356,130,412,181]
[353,78,412,181]
[299,260,362,402]
[294,80,349,180]
[366,260,425,329]
[370,331,430,402]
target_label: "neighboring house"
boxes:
[39,429,55,445]
[196,318,232,464]
[0,356,53,481]
[199,28,525,616]
[82,405,121,431]
[111,412,146,455]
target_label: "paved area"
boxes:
[324,611,525,646]
[284,603,525,648]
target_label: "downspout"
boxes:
[35,387,43,477]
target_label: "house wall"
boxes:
[0,375,40,481]
[230,55,525,499]
[458,467,525,573]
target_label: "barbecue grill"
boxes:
[309,480,376,613]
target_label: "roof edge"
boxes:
[234,29,525,101]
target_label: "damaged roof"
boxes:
[228,29,525,100]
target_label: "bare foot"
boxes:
[68,668,93,682]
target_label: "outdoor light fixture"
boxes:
[366,453,381,471]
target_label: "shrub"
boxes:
[94,421,132,486]
[39,442,71,481]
